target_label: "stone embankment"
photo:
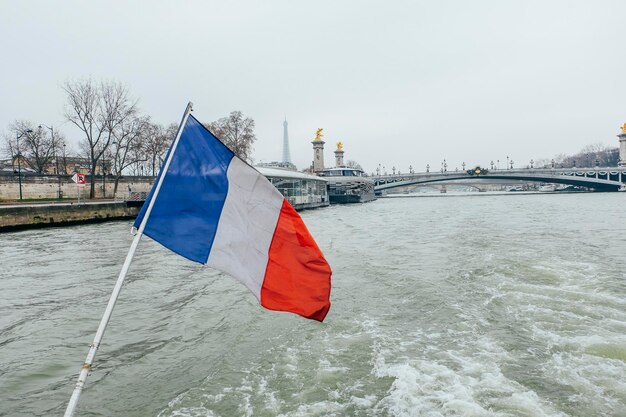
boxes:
[0,201,141,232]
[0,173,154,201]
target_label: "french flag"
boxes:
[134,114,332,321]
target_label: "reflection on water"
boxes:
[1,193,625,416]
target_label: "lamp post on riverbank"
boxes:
[62,143,67,175]
[15,129,33,201]
[102,159,107,198]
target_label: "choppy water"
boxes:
[1,193,626,417]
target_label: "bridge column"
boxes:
[334,143,344,167]
[619,125,626,167]
[311,133,325,173]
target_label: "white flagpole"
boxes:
[63,102,194,417]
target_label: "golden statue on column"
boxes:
[314,128,324,141]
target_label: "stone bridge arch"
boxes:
[374,171,626,193]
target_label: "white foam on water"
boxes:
[363,319,566,417]
[542,352,626,415]
[481,254,626,415]
[166,407,217,417]
[156,318,384,416]
[275,400,345,417]
[350,394,378,408]
[318,358,350,373]
[371,354,567,417]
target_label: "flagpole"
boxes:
[63,102,194,417]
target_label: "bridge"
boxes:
[373,167,626,193]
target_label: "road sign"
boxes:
[72,173,86,185]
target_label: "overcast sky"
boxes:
[1,0,625,172]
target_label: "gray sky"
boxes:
[2,0,625,172]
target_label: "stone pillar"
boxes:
[619,130,626,167]
[312,139,325,173]
[334,149,344,167]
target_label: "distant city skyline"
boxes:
[1,1,626,173]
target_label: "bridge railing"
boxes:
[373,166,626,179]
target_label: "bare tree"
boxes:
[1,132,18,165]
[142,122,175,176]
[127,143,145,176]
[5,120,56,173]
[346,160,364,171]
[52,132,70,175]
[110,115,150,195]
[551,143,619,168]
[63,78,137,198]
[206,111,256,161]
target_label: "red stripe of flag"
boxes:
[261,200,332,321]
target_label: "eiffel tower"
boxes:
[282,118,291,164]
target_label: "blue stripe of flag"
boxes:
[133,115,235,264]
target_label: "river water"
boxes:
[1,193,625,417]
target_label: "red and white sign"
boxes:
[72,173,86,185]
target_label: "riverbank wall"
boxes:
[0,202,141,232]
[0,173,154,201]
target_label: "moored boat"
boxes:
[319,167,376,204]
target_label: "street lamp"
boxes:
[551,159,555,169]
[409,165,413,174]
[444,159,447,172]
[510,160,514,169]
[15,129,33,201]
[102,159,107,198]
[62,143,67,174]
[506,155,510,170]
[462,162,466,171]
[392,166,396,175]
[426,164,430,173]
[490,160,494,170]
[497,159,500,170]
[530,159,534,169]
